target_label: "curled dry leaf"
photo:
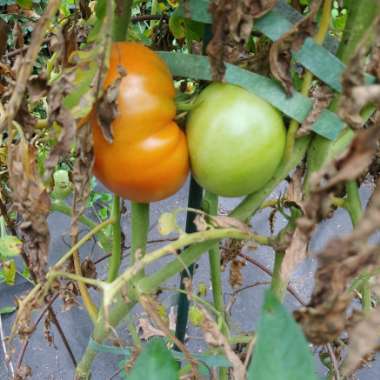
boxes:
[269,0,321,94]
[207,0,276,81]
[0,18,9,58]
[96,66,126,143]
[342,301,380,376]
[221,239,244,269]
[8,140,50,282]
[294,242,380,344]
[297,85,333,137]
[137,318,166,340]
[200,305,246,380]
[229,258,245,288]
[14,365,32,380]
[211,215,251,233]
[338,16,380,128]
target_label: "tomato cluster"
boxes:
[91,42,286,202]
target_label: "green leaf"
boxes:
[0,305,16,315]
[159,51,344,140]
[124,338,179,380]
[248,290,319,380]
[0,236,22,258]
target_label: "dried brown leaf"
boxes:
[8,140,50,281]
[297,85,333,137]
[27,74,50,104]
[229,258,245,288]
[342,302,380,376]
[295,241,380,344]
[200,306,246,380]
[0,18,9,58]
[207,0,275,81]
[280,228,308,284]
[338,16,380,128]
[211,215,251,233]
[269,0,321,94]
[15,365,32,380]
[137,318,166,340]
[96,67,126,143]
[194,214,209,232]
[313,125,380,190]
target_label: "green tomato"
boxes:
[186,83,286,197]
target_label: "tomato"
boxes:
[186,83,286,197]
[91,42,189,203]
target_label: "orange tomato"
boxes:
[91,42,189,202]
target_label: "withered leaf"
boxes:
[338,16,380,128]
[96,68,126,143]
[314,124,380,191]
[297,85,333,137]
[27,74,50,104]
[342,302,380,376]
[15,365,32,380]
[8,140,50,282]
[229,258,245,288]
[137,318,166,340]
[269,0,321,94]
[207,0,275,81]
[0,18,9,58]
[294,240,380,344]
[211,215,251,233]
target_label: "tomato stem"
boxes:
[203,190,229,380]
[108,194,122,282]
[112,0,133,42]
[131,202,150,281]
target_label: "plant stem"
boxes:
[112,0,133,42]
[203,191,228,380]
[108,195,122,281]
[131,202,150,280]
[336,0,380,64]
[72,246,98,323]
[203,192,225,319]
[284,0,332,161]
[271,251,286,300]
[51,199,111,252]
[175,178,203,345]
[345,180,362,227]
[55,218,114,269]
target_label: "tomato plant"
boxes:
[91,42,189,203]
[186,83,286,197]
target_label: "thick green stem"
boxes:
[203,192,225,319]
[175,178,203,345]
[203,191,228,380]
[108,195,122,282]
[336,0,380,63]
[112,0,133,42]
[131,202,150,280]
[271,251,286,300]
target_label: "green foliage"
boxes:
[248,290,318,380]
[122,338,179,380]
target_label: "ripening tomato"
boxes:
[91,42,189,203]
[186,83,286,197]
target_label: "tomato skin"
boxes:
[91,42,189,203]
[186,83,286,197]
